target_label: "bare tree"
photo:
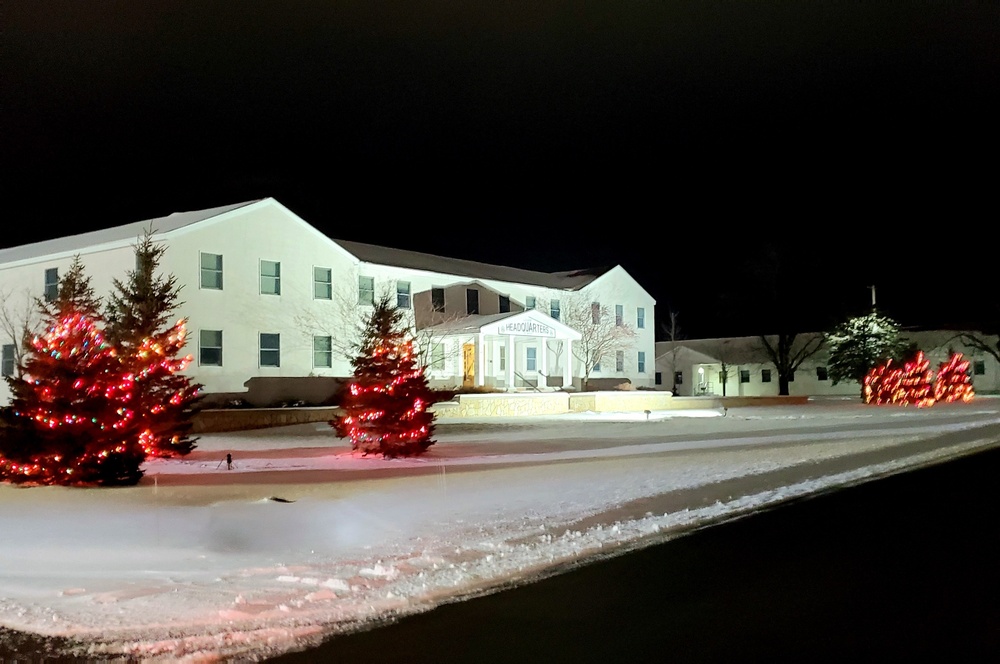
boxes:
[706,339,740,397]
[661,309,683,394]
[556,295,637,389]
[757,332,825,396]
[0,285,42,376]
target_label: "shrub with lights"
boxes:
[863,351,974,408]
[331,294,436,458]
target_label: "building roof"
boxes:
[2,198,614,293]
[0,200,262,267]
[334,239,611,291]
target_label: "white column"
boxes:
[538,338,548,388]
[476,333,485,387]
[505,335,515,391]
[563,339,573,389]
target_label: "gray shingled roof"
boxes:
[0,200,262,267]
[334,238,609,291]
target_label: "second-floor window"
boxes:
[358,276,374,305]
[260,260,281,295]
[499,294,510,313]
[592,302,601,324]
[525,295,536,310]
[44,267,59,301]
[550,299,560,321]
[467,289,479,315]
[200,253,223,290]
[397,281,411,309]
[637,307,645,329]
[615,304,624,327]
[314,267,332,299]
[432,287,445,312]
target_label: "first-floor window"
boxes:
[499,345,506,371]
[655,371,662,385]
[762,369,772,383]
[740,369,751,383]
[526,347,537,371]
[199,330,223,366]
[674,371,683,385]
[260,333,281,367]
[430,343,445,369]
[313,335,332,368]
[637,351,646,373]
[615,350,624,372]
[974,360,986,376]
[594,357,602,372]
[816,366,829,381]
[1,344,14,377]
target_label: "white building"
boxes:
[0,198,656,405]
[655,330,1000,397]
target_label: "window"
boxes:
[432,287,445,312]
[816,366,829,381]
[655,372,662,385]
[44,267,59,302]
[430,343,445,369]
[397,281,411,309]
[550,299,560,321]
[615,350,624,372]
[674,371,683,385]
[260,260,281,295]
[499,294,510,313]
[200,253,223,290]
[525,295,536,310]
[592,302,601,324]
[637,351,646,373]
[467,288,479,315]
[313,335,332,368]
[974,360,986,376]
[199,330,223,366]
[594,359,601,372]
[615,304,624,327]
[358,276,374,305]
[259,333,280,367]
[637,307,645,329]
[762,369,772,383]
[314,267,332,299]
[740,369,751,383]
[526,347,537,371]
[788,371,795,382]
[1,344,14,377]
[499,346,506,371]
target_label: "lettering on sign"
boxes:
[495,318,556,337]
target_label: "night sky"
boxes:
[4,2,998,340]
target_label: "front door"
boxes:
[463,343,475,387]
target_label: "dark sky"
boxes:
[4,2,998,340]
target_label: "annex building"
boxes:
[0,198,656,405]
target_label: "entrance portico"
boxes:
[422,310,583,391]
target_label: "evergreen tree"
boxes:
[105,228,201,458]
[1,257,145,486]
[825,311,911,397]
[331,294,436,457]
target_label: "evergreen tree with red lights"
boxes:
[1,257,146,486]
[331,294,436,457]
[105,228,201,458]
[933,352,975,403]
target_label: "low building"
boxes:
[0,198,656,405]
[655,330,1000,397]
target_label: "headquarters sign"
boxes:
[492,316,556,338]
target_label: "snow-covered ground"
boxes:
[2,398,1000,661]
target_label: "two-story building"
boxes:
[0,198,656,405]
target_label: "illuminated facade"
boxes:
[0,198,656,404]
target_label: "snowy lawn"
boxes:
[2,398,1000,661]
